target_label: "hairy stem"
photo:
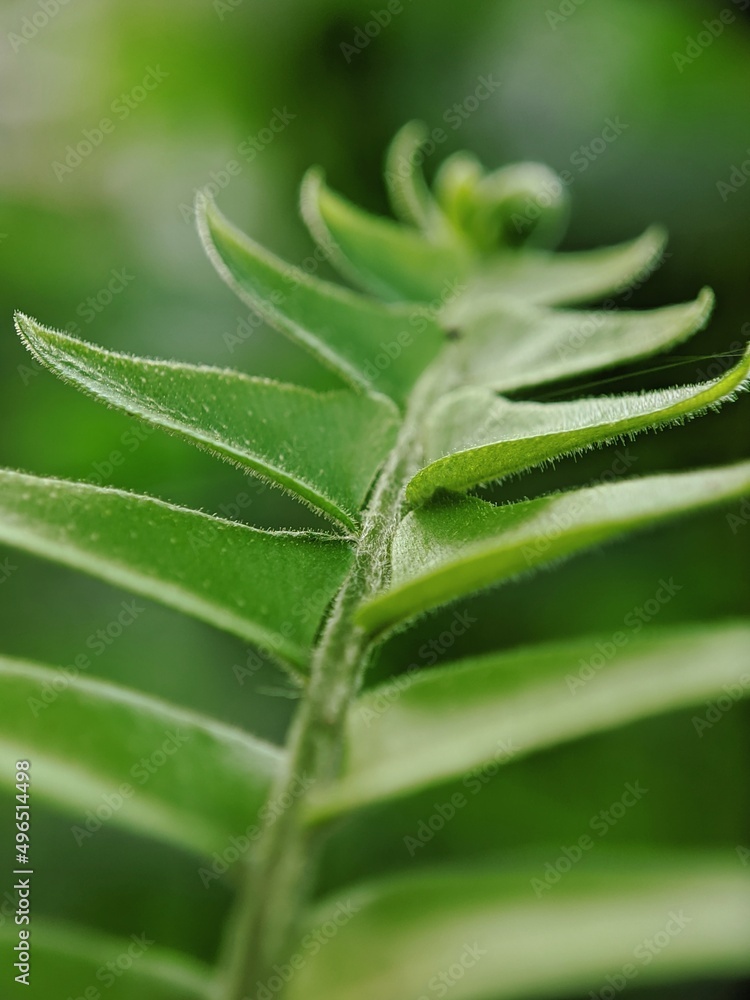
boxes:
[215,346,458,1000]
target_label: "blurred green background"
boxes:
[0,0,748,995]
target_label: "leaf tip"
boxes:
[643,222,669,251]
[13,312,57,360]
[299,165,326,228]
[13,310,37,339]
[194,186,218,239]
[694,285,716,325]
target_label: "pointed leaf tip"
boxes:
[385,120,447,234]
[360,461,750,634]
[197,193,444,403]
[301,168,474,304]
[15,315,399,531]
[457,287,715,393]
[407,337,750,504]
[458,224,670,313]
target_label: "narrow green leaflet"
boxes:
[359,462,750,633]
[16,316,399,531]
[384,121,443,232]
[301,169,666,311]
[309,623,750,818]
[0,657,281,854]
[407,344,750,504]
[196,192,444,403]
[0,921,211,999]
[453,288,714,393]
[301,169,474,303]
[459,225,668,310]
[0,470,352,668]
[287,862,750,1000]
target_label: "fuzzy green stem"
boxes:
[215,347,458,1000]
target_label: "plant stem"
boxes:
[215,347,458,1000]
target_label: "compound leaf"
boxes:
[0,921,211,999]
[287,861,750,1000]
[384,121,445,233]
[459,226,668,310]
[301,168,666,312]
[196,192,444,403]
[453,288,714,392]
[407,343,750,504]
[310,623,750,818]
[301,169,473,304]
[16,315,399,531]
[0,470,352,670]
[359,462,750,634]
[0,657,281,855]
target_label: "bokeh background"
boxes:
[1,0,748,996]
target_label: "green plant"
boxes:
[3,122,750,999]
